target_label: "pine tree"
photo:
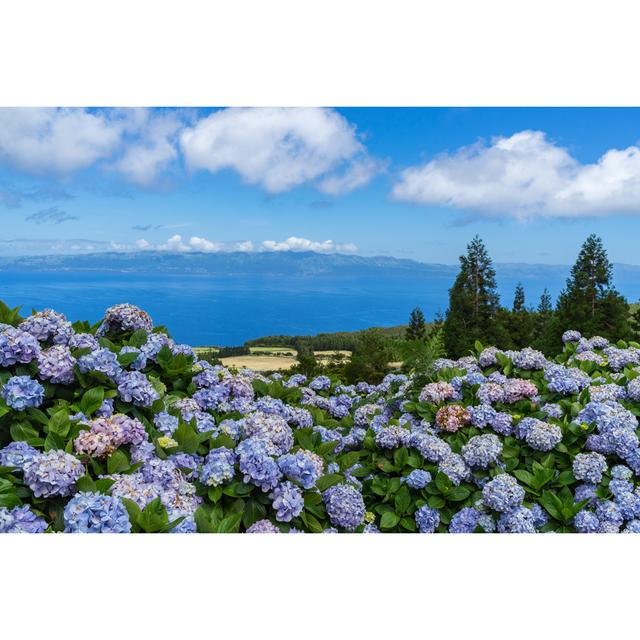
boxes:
[512,283,526,312]
[538,288,552,314]
[443,236,503,357]
[531,288,555,354]
[507,283,533,349]
[553,234,629,347]
[405,306,427,341]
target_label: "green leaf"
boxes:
[393,447,409,468]
[338,451,361,471]
[173,418,200,454]
[242,498,267,529]
[107,449,130,474]
[121,498,142,528]
[399,516,416,532]
[194,507,218,533]
[217,511,243,533]
[79,387,105,416]
[44,431,65,452]
[435,472,452,494]
[47,409,71,438]
[137,497,169,533]
[207,486,223,503]
[128,329,148,348]
[76,474,97,493]
[380,512,400,529]
[10,422,39,442]
[117,351,141,366]
[394,485,412,513]
[222,481,254,497]
[446,485,471,501]
[540,491,564,521]
[316,473,343,492]
[428,495,446,509]
[513,469,536,488]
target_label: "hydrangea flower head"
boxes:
[64,492,131,533]
[1,375,45,410]
[23,450,84,498]
[322,484,365,530]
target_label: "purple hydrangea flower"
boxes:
[270,481,304,522]
[77,348,122,379]
[449,507,480,533]
[461,434,502,469]
[0,327,41,366]
[0,505,48,533]
[37,345,76,385]
[0,441,39,470]
[246,519,280,533]
[23,450,84,497]
[98,303,153,336]
[1,375,45,410]
[117,371,160,407]
[236,437,282,492]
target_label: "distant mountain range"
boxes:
[2,250,640,290]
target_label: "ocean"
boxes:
[1,268,639,346]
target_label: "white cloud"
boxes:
[112,109,183,185]
[318,157,387,196]
[392,130,640,219]
[261,236,357,253]
[180,107,379,194]
[0,108,123,174]
[134,235,355,254]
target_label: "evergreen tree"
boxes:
[512,283,526,312]
[443,236,506,357]
[405,306,427,341]
[507,283,533,349]
[553,234,629,347]
[531,288,555,354]
[629,303,640,341]
[538,288,552,314]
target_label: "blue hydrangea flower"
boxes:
[117,371,159,407]
[63,492,131,533]
[270,481,304,522]
[375,424,411,449]
[20,309,72,344]
[1,375,45,410]
[449,507,480,533]
[237,437,282,492]
[118,346,147,370]
[482,474,525,513]
[438,453,471,486]
[0,505,48,533]
[572,453,607,484]
[574,509,600,532]
[402,469,432,490]
[0,441,39,470]
[322,484,365,530]
[524,420,562,452]
[411,433,451,463]
[530,503,548,528]
[200,447,236,487]
[278,451,321,489]
[154,411,179,436]
[414,505,440,533]
[77,348,122,379]
[497,506,537,533]
[309,376,331,391]
[623,519,640,533]
[461,434,502,469]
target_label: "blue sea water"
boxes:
[1,268,638,346]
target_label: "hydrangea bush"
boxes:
[2,303,640,533]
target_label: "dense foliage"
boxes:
[4,301,640,533]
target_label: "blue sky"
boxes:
[2,107,640,263]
